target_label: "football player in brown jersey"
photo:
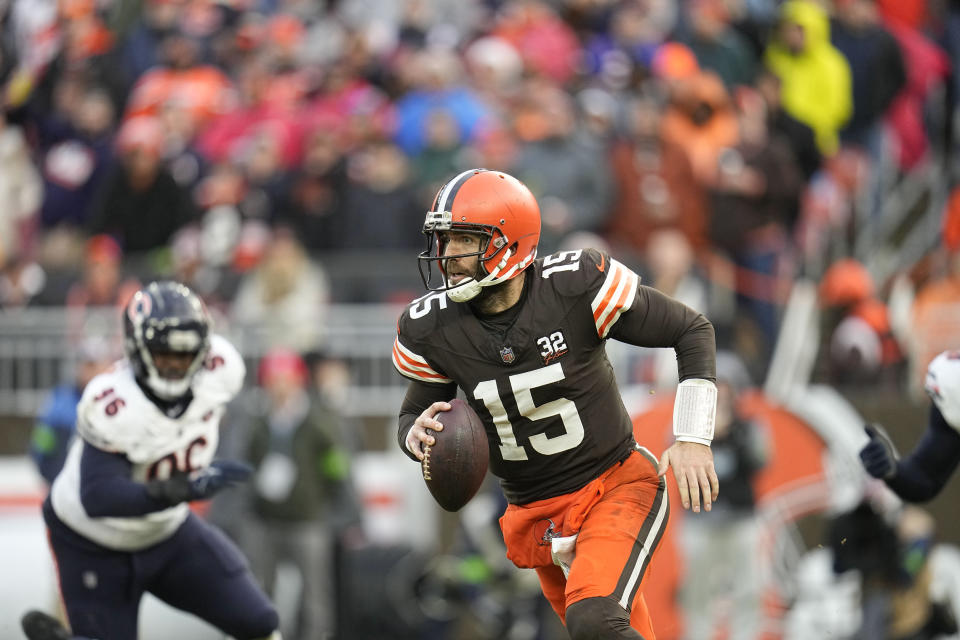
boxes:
[393,169,719,639]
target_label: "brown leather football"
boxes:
[422,398,490,512]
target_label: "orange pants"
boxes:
[499,446,669,637]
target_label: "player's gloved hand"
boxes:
[188,460,253,499]
[859,423,899,479]
[147,460,254,505]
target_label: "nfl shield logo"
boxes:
[499,346,515,364]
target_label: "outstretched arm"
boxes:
[886,406,960,502]
[79,442,252,517]
[79,442,174,517]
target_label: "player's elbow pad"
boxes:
[673,378,717,445]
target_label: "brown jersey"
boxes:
[394,248,649,504]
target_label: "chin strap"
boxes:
[145,371,192,401]
[445,249,513,302]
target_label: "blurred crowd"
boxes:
[1,0,959,384]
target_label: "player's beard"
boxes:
[469,269,524,315]
[471,280,499,309]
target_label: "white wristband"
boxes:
[673,378,717,445]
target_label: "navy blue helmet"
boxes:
[123,281,211,400]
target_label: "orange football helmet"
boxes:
[419,169,541,302]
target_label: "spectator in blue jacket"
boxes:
[28,337,113,484]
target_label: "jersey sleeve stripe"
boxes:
[392,340,439,376]
[392,344,450,382]
[593,261,639,338]
[597,282,632,338]
[597,271,634,338]
[392,338,453,383]
[394,337,431,366]
[591,263,624,323]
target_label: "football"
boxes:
[422,398,490,512]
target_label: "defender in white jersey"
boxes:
[34,282,281,640]
[861,350,960,501]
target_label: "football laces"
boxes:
[421,444,432,481]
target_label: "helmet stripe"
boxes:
[435,168,481,214]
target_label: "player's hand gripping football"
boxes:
[859,422,899,479]
[658,441,719,513]
[405,401,451,461]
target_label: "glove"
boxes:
[147,460,253,505]
[188,460,253,499]
[859,423,899,479]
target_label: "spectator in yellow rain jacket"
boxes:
[764,0,853,156]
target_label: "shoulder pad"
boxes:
[193,334,246,403]
[539,248,640,338]
[393,293,455,385]
[76,365,152,454]
[925,351,960,431]
[537,248,604,296]
[396,291,456,342]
